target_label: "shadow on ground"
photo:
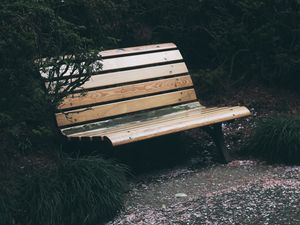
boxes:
[62,130,222,175]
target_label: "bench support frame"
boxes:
[203,123,232,163]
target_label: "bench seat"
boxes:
[61,102,250,146]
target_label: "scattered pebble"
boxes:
[107,162,300,225]
[175,193,188,198]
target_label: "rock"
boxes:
[175,193,188,198]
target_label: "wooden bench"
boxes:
[42,43,251,162]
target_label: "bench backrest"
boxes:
[45,43,198,128]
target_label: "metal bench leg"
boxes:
[203,123,232,163]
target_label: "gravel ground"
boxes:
[107,162,300,225]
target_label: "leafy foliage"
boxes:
[192,67,228,94]
[245,116,300,164]
[123,0,300,90]
[0,0,102,154]
[18,156,128,225]
[48,0,129,48]
[38,52,102,105]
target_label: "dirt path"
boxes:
[107,161,300,225]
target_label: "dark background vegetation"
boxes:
[0,0,299,224]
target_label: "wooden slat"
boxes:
[101,50,183,72]
[42,50,183,80]
[79,62,188,89]
[67,106,205,137]
[56,89,197,127]
[38,43,176,69]
[61,102,202,136]
[104,107,251,146]
[101,43,177,58]
[65,106,248,138]
[66,106,242,138]
[46,63,188,92]
[58,75,194,110]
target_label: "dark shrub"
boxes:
[0,0,102,155]
[123,0,300,90]
[245,116,300,164]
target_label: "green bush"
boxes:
[192,67,228,95]
[245,116,300,164]
[48,0,129,48]
[40,0,300,92]
[18,156,128,225]
[123,0,300,90]
[0,0,103,155]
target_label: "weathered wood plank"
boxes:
[102,49,183,71]
[61,102,202,136]
[65,106,245,138]
[46,63,189,92]
[104,106,251,146]
[58,75,194,110]
[42,50,183,80]
[67,106,205,137]
[38,43,176,69]
[77,107,245,138]
[56,89,197,127]
[101,43,177,58]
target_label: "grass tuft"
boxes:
[18,156,128,225]
[245,116,300,164]
[0,184,16,225]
